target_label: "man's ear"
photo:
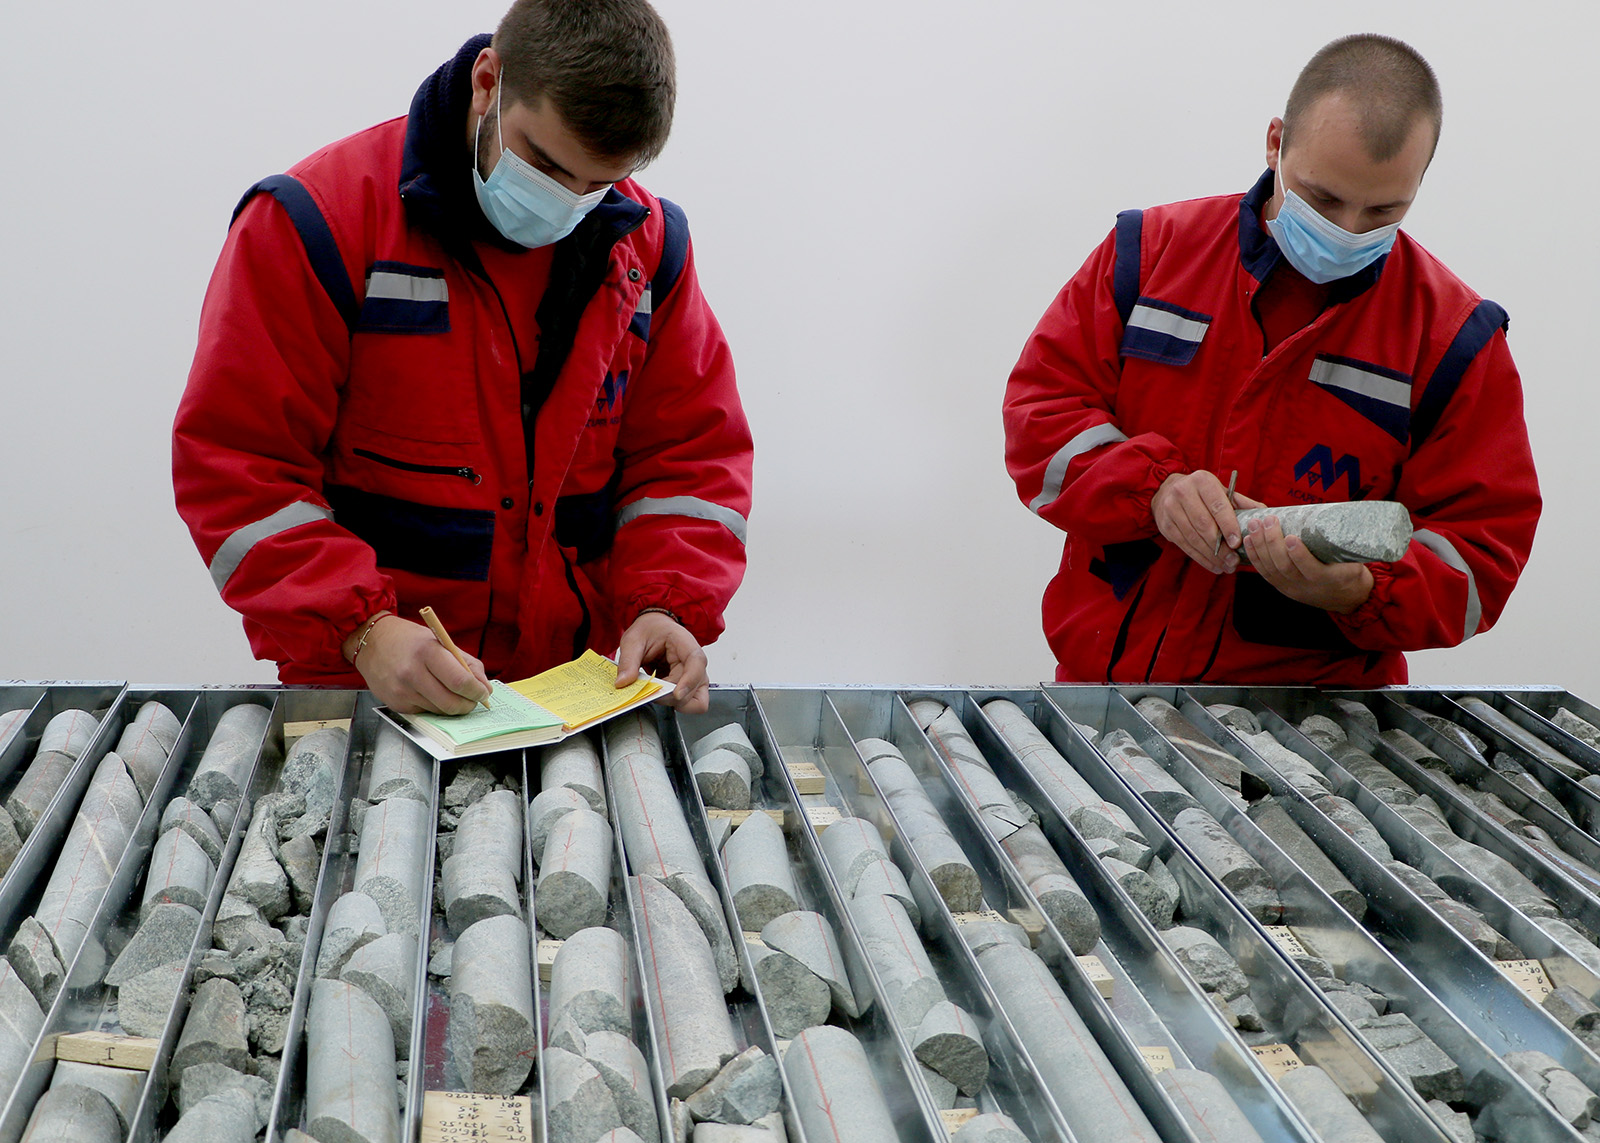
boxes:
[1266,116,1285,170]
[469,47,501,120]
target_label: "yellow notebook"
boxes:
[385,651,670,759]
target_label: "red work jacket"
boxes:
[1004,171,1539,686]
[173,37,752,685]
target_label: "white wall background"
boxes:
[1,1,1592,693]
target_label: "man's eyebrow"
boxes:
[1302,176,1409,211]
[525,138,576,181]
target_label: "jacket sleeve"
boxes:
[1002,227,1190,544]
[1333,324,1540,651]
[606,228,752,645]
[172,193,395,670]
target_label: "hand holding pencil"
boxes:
[420,607,491,711]
[343,608,493,716]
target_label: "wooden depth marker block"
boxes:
[1498,958,1554,1003]
[537,939,563,983]
[706,808,786,828]
[422,1092,535,1143]
[786,761,826,795]
[1250,1043,1304,1079]
[1076,955,1115,999]
[55,1031,159,1071]
[940,1108,980,1133]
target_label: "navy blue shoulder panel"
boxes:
[1112,209,1143,326]
[232,174,359,332]
[656,197,690,302]
[1411,299,1510,453]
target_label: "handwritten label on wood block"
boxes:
[283,718,352,741]
[951,909,1009,926]
[1140,1046,1175,1074]
[743,930,768,949]
[707,808,785,827]
[1007,907,1045,944]
[1077,955,1115,998]
[55,1031,159,1071]
[805,805,843,831]
[536,939,563,983]
[1498,958,1554,1002]
[1263,925,1311,959]
[422,1092,535,1143]
[786,761,826,795]
[940,1108,980,1133]
[1250,1043,1305,1079]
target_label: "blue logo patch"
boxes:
[1294,445,1362,500]
[597,370,629,413]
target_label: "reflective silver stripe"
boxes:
[615,496,747,544]
[1029,422,1129,513]
[635,289,653,315]
[1412,528,1482,644]
[1127,304,1209,344]
[208,501,335,592]
[1309,358,1410,408]
[364,270,448,303]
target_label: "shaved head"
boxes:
[1283,34,1441,163]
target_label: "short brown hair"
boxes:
[1283,34,1442,162]
[494,0,676,166]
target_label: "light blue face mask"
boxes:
[472,73,610,249]
[1266,164,1400,284]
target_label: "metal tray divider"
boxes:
[747,688,952,1143]
[599,712,699,1143]
[0,689,273,1141]
[268,692,408,1139]
[0,686,52,788]
[866,686,1211,1143]
[1206,689,1600,1068]
[830,688,1151,1143]
[1491,689,1600,747]
[1163,688,1584,1143]
[121,690,300,1143]
[1399,692,1600,836]
[1443,689,1600,784]
[514,747,544,1143]
[1342,692,1600,942]
[0,686,195,1133]
[0,684,131,932]
[1377,694,1600,896]
[1249,690,1600,1016]
[668,689,849,1143]
[948,687,1323,1143]
[1043,685,1453,1143]
[1235,689,1600,1086]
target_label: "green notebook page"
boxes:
[410,680,563,746]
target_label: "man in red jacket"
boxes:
[174,0,752,714]
[1004,34,1539,685]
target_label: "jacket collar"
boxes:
[1237,167,1387,303]
[399,35,648,259]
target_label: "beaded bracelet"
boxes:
[348,611,393,664]
[635,606,680,625]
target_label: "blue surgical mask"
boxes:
[472,73,610,248]
[1266,165,1400,284]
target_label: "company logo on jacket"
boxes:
[1293,444,1362,502]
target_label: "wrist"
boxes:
[1328,566,1376,615]
[633,606,680,626]
[343,610,395,665]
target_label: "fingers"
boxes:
[1154,471,1239,574]
[614,630,647,687]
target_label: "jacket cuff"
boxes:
[1332,562,1394,634]
[621,587,721,646]
[1135,459,1190,535]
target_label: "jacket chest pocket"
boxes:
[1121,297,1213,367]
[343,263,479,445]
